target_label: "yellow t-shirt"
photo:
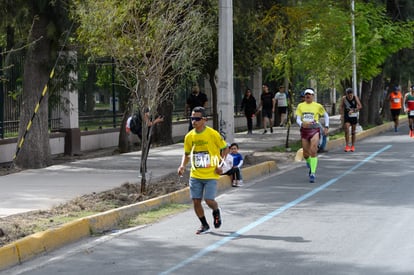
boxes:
[296,101,326,126]
[184,126,227,179]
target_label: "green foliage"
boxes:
[71,0,215,111]
[355,2,414,81]
[259,0,414,94]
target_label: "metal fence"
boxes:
[0,52,214,139]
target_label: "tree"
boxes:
[1,0,71,168]
[72,0,215,192]
[261,0,414,129]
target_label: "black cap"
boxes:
[346,88,353,94]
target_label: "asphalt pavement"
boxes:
[0,116,342,218]
[3,118,414,275]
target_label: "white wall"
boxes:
[0,116,250,164]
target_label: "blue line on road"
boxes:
[160,145,392,275]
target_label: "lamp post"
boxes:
[351,0,357,96]
[218,0,234,142]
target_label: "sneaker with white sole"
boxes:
[196,225,211,235]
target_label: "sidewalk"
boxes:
[0,116,342,218]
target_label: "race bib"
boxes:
[348,111,358,118]
[193,151,211,168]
[410,110,414,116]
[302,112,315,123]
[393,98,400,103]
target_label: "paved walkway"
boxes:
[0,116,342,218]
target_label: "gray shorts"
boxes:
[189,178,217,200]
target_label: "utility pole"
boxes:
[218,0,234,142]
[351,0,357,96]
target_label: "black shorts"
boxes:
[390,109,401,118]
[262,108,273,119]
[407,109,414,119]
[278,107,287,114]
[344,116,358,125]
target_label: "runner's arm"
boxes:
[323,112,329,128]
[296,115,302,128]
[178,153,190,176]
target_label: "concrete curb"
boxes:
[0,161,277,271]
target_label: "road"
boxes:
[4,126,414,275]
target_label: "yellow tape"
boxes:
[26,120,32,131]
[18,137,24,147]
[42,85,48,96]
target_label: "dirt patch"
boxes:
[0,150,295,247]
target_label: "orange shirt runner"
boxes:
[389,91,402,109]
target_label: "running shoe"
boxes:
[237,180,244,187]
[350,145,355,152]
[213,208,222,229]
[344,145,351,152]
[262,129,267,134]
[196,225,211,235]
[410,130,413,138]
[270,127,273,133]
[309,174,316,183]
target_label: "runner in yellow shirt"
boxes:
[178,106,228,234]
[295,88,329,183]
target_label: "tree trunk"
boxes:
[359,80,370,127]
[15,14,52,168]
[368,74,384,125]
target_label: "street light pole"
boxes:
[351,0,357,96]
[218,0,234,142]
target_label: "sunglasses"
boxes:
[190,117,203,121]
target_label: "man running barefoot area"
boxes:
[340,88,362,152]
[295,88,329,183]
[404,85,414,137]
[177,107,227,235]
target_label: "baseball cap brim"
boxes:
[304,89,314,95]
